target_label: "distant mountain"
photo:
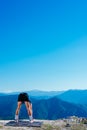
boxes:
[0,95,18,120]
[0,93,7,96]
[27,90,64,99]
[58,89,87,104]
[33,97,87,120]
[1,89,87,104]
[0,94,87,120]
[0,90,64,99]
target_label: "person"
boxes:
[15,92,34,123]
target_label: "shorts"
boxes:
[18,93,31,103]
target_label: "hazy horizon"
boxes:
[0,88,87,94]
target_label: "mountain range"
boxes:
[58,89,87,104]
[0,90,64,99]
[0,89,87,120]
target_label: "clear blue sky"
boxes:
[0,0,87,92]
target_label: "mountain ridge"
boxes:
[0,94,87,120]
[58,89,87,104]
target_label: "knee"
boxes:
[16,106,20,111]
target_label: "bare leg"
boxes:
[25,101,33,122]
[15,101,22,115]
[15,102,22,122]
[25,101,33,116]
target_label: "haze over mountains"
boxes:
[0,90,64,98]
[0,89,87,120]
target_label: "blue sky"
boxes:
[0,0,87,92]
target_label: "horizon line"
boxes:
[0,88,87,93]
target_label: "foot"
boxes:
[15,119,19,123]
[15,115,19,123]
[30,119,34,123]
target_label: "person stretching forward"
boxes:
[15,92,33,123]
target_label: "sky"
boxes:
[0,0,87,92]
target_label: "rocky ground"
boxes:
[0,119,87,130]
